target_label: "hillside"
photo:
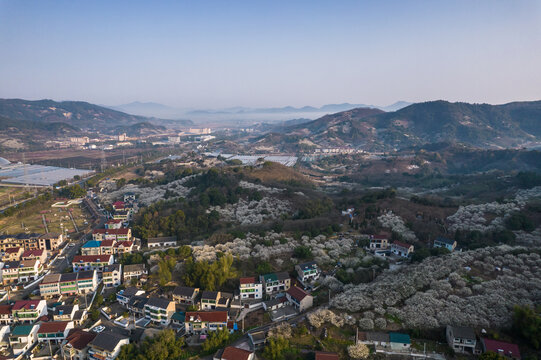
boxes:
[0,98,170,131]
[111,122,167,136]
[258,100,541,151]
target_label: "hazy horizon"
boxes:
[1,0,540,109]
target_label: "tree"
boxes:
[513,305,541,349]
[117,329,186,360]
[293,245,313,259]
[201,329,229,353]
[348,343,370,359]
[263,337,292,360]
[479,352,506,360]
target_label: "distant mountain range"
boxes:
[256,100,541,151]
[0,99,192,131]
[108,101,413,121]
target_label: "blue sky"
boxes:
[0,0,540,108]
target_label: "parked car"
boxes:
[92,326,105,333]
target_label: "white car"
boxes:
[68,243,75,247]
[92,326,105,333]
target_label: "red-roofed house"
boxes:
[214,346,254,360]
[72,255,113,272]
[105,219,124,229]
[37,321,74,344]
[370,235,389,250]
[12,300,47,323]
[239,277,263,300]
[315,351,340,360]
[391,241,414,257]
[114,241,134,254]
[184,311,228,334]
[286,286,313,312]
[0,305,12,325]
[62,329,97,360]
[99,240,116,255]
[92,228,131,242]
[481,338,521,359]
[21,249,47,263]
[112,201,125,210]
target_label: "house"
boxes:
[72,255,114,272]
[72,309,88,326]
[295,261,320,283]
[315,352,340,360]
[37,321,74,344]
[112,201,125,211]
[114,241,134,254]
[389,332,411,351]
[434,237,457,252]
[144,297,176,326]
[171,312,185,327]
[102,264,122,287]
[1,247,23,261]
[248,330,267,349]
[21,249,47,263]
[88,332,129,360]
[147,236,177,248]
[364,332,390,346]
[124,192,136,203]
[113,210,131,222]
[99,240,116,255]
[262,297,287,311]
[11,300,47,323]
[127,296,149,317]
[9,324,39,357]
[17,259,43,282]
[74,270,99,294]
[81,241,102,256]
[214,346,254,360]
[1,261,20,285]
[391,241,414,257]
[260,272,291,294]
[172,286,199,305]
[53,305,78,321]
[481,338,521,359]
[122,263,147,283]
[105,219,124,229]
[200,291,221,310]
[239,277,262,300]
[92,228,131,242]
[184,311,228,334]
[370,235,389,251]
[0,305,12,325]
[286,286,313,312]
[62,328,97,360]
[446,325,478,354]
[38,232,63,250]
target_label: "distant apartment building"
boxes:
[0,233,62,251]
[1,259,43,284]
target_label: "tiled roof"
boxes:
[60,272,79,282]
[449,325,476,340]
[103,264,121,273]
[315,352,340,360]
[93,228,130,235]
[12,300,42,311]
[22,249,44,257]
[90,332,128,352]
[435,237,455,245]
[147,236,177,244]
[221,346,253,360]
[185,311,227,323]
[372,234,388,240]
[124,264,145,273]
[389,332,411,344]
[37,321,69,333]
[0,305,12,315]
[286,286,310,302]
[65,329,96,350]
[115,241,133,248]
[298,261,318,271]
[262,272,289,283]
[482,338,521,358]
[100,240,115,247]
[11,325,35,336]
[5,247,22,254]
[392,241,412,249]
[172,286,197,297]
[77,270,96,280]
[73,255,112,263]
[201,291,219,300]
[41,273,61,284]
[239,277,255,285]
[145,297,173,309]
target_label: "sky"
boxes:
[1,0,540,109]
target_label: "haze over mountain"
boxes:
[257,100,541,151]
